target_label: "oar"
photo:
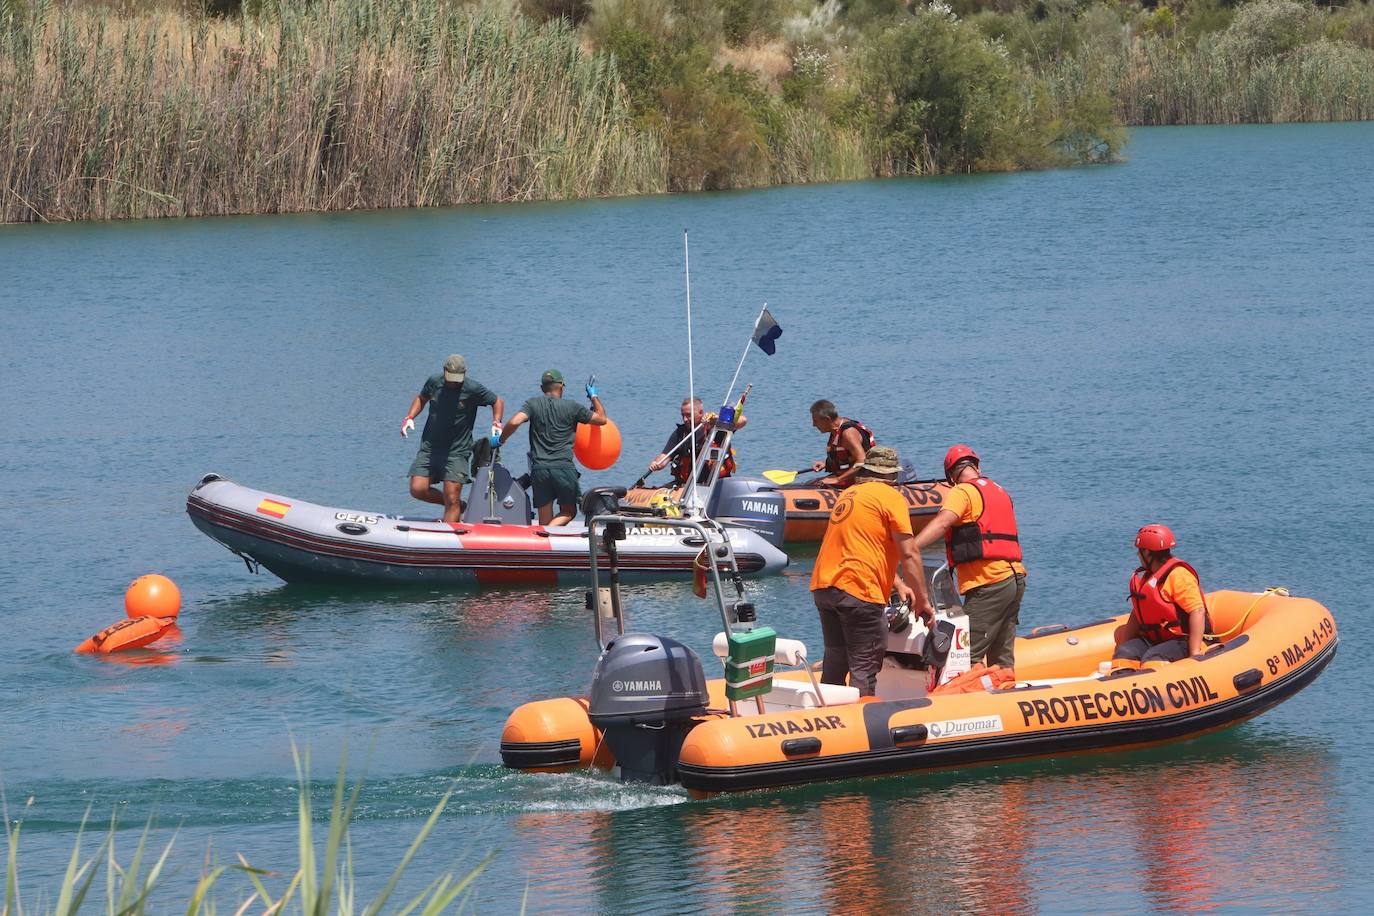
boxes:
[631,465,661,490]
[762,468,815,485]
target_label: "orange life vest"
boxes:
[1129,558,1208,643]
[929,663,1016,695]
[824,419,875,473]
[670,425,736,484]
[945,477,1022,566]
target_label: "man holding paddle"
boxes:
[809,400,878,488]
[648,397,747,485]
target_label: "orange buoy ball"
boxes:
[574,418,621,471]
[125,574,181,619]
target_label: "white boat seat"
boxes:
[764,678,861,710]
[711,632,810,667]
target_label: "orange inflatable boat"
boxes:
[623,477,949,543]
[500,516,1337,794]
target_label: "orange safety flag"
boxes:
[929,663,1017,695]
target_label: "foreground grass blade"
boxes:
[361,783,458,916]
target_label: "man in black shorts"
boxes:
[499,369,607,526]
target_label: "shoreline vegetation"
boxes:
[2,0,1372,222]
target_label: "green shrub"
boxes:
[1216,0,1314,61]
[720,0,781,45]
[523,0,596,25]
[861,5,1045,172]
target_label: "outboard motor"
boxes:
[587,634,709,784]
[708,476,786,549]
[462,461,531,526]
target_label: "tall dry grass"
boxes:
[1045,1,1374,126]
[1,0,666,222]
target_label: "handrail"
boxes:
[588,513,740,650]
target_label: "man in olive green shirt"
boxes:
[400,354,504,524]
[499,369,607,526]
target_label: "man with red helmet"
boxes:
[1112,525,1211,668]
[911,445,1026,669]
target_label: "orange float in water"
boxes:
[574,418,621,470]
[125,574,181,619]
[75,616,177,654]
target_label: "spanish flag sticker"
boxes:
[256,498,290,518]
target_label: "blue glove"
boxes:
[585,374,598,399]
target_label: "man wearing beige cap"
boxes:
[810,446,932,696]
[400,354,504,523]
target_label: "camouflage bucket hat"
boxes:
[859,445,901,476]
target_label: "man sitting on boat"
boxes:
[1112,524,1211,669]
[809,400,877,488]
[648,397,747,485]
[499,369,607,527]
[400,354,504,524]
[810,445,931,697]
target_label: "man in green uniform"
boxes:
[400,354,504,524]
[498,369,607,526]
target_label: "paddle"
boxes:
[762,468,816,485]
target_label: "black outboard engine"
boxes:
[587,634,709,784]
[708,477,786,549]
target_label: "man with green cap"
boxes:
[499,369,607,526]
[400,354,504,524]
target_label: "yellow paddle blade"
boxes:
[762,469,802,485]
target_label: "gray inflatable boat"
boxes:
[186,471,788,586]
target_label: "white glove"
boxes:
[401,417,416,438]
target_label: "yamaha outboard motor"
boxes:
[587,634,709,784]
[708,477,786,549]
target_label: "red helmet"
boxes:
[943,444,979,480]
[1135,524,1177,552]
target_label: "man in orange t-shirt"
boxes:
[810,446,932,695]
[1112,524,1211,669]
[912,445,1026,669]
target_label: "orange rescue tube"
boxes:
[125,574,181,619]
[574,419,621,471]
[76,616,177,654]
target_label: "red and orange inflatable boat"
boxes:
[501,519,1337,795]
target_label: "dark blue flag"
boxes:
[752,308,782,355]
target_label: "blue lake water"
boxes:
[2,122,1372,911]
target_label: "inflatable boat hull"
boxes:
[624,479,950,543]
[500,590,1336,792]
[187,476,788,586]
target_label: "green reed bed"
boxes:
[1042,0,1374,126]
[2,749,489,914]
[0,0,664,221]
[6,0,1372,223]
